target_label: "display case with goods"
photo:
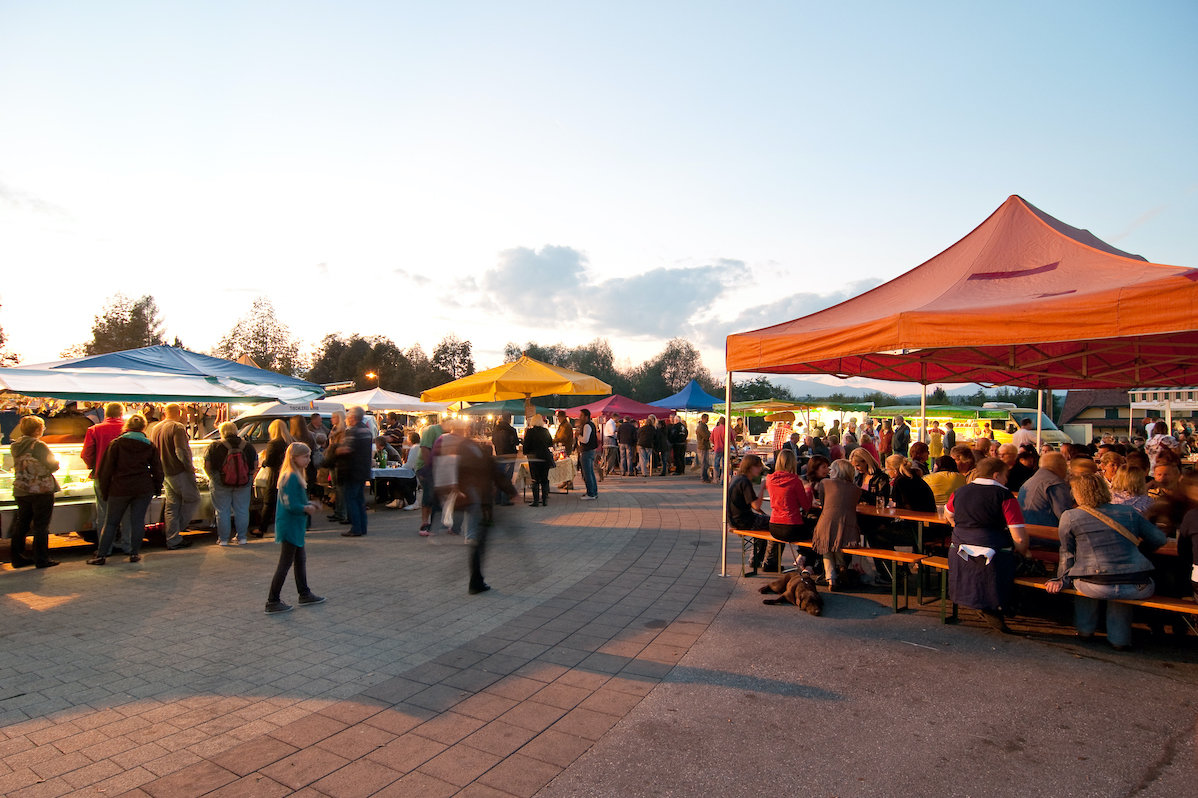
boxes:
[0,439,217,544]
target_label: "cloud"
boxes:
[391,266,430,286]
[0,180,68,217]
[590,260,748,337]
[698,277,884,345]
[475,247,749,338]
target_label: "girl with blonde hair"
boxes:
[266,442,325,613]
[254,419,294,538]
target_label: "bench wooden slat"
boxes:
[1015,575,1198,615]
[841,547,925,564]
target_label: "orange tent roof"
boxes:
[725,196,1198,389]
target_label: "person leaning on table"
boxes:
[944,456,1028,633]
[1045,472,1167,651]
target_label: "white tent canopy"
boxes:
[331,388,449,414]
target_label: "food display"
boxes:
[0,439,216,538]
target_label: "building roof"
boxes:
[1059,389,1131,426]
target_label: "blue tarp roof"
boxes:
[649,379,724,411]
[20,345,324,402]
[36,345,319,389]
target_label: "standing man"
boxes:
[711,417,726,483]
[81,402,132,552]
[149,403,197,550]
[336,407,374,537]
[892,416,911,457]
[669,414,689,476]
[417,414,443,536]
[603,412,619,475]
[576,408,600,500]
[1012,417,1037,450]
[695,414,712,482]
[490,412,519,506]
[617,415,637,476]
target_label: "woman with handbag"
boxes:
[1046,472,1168,650]
[9,416,61,569]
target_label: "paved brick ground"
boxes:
[4,476,1196,797]
[0,476,731,796]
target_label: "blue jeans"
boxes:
[1074,578,1154,647]
[496,462,515,505]
[579,449,598,497]
[211,483,252,544]
[343,480,368,534]
[697,449,712,481]
[638,446,653,477]
[714,450,724,482]
[162,470,200,547]
[97,493,152,557]
[94,492,134,551]
[619,444,634,475]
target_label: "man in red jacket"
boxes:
[82,402,131,552]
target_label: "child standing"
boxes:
[266,442,326,614]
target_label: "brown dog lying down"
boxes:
[760,571,823,616]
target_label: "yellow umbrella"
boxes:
[420,355,612,411]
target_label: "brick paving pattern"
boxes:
[0,477,731,796]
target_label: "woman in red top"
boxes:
[878,421,894,458]
[766,450,812,542]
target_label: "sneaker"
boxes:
[35,560,60,569]
[218,541,231,547]
[298,594,326,605]
[418,524,432,537]
[236,538,248,545]
[167,538,193,550]
[386,499,403,509]
[264,601,293,614]
[580,495,597,501]
[403,502,421,512]
[86,557,107,566]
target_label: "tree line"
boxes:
[0,292,1062,416]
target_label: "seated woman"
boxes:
[803,455,830,494]
[728,454,776,576]
[849,447,889,504]
[908,441,931,476]
[865,455,937,552]
[372,435,403,506]
[944,457,1029,633]
[812,459,862,591]
[925,456,966,506]
[766,449,812,550]
[1046,472,1167,650]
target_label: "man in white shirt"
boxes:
[1011,417,1038,450]
[603,412,619,474]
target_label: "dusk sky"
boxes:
[1,1,1195,391]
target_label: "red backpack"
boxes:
[220,440,251,487]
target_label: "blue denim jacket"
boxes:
[1057,504,1167,587]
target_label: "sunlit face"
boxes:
[295,452,311,469]
[953,454,972,472]
[853,459,867,474]
[1101,460,1119,481]
[814,463,829,479]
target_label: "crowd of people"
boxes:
[727,414,1198,649]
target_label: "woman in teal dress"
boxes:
[266,443,326,614]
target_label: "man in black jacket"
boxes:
[336,407,374,537]
[669,415,689,476]
[490,413,520,506]
[617,416,638,476]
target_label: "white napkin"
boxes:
[957,544,997,565]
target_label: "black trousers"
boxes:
[269,541,310,601]
[469,520,490,590]
[529,461,551,504]
[672,445,686,475]
[12,493,54,564]
[258,487,279,534]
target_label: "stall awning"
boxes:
[26,344,324,402]
[564,395,663,420]
[725,196,1198,389]
[0,367,304,403]
[649,380,724,411]
[330,388,448,413]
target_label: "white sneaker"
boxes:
[580,495,597,501]
[386,500,403,509]
[403,502,420,511]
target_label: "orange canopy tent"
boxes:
[726,195,1198,390]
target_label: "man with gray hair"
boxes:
[149,403,198,550]
[335,406,374,537]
